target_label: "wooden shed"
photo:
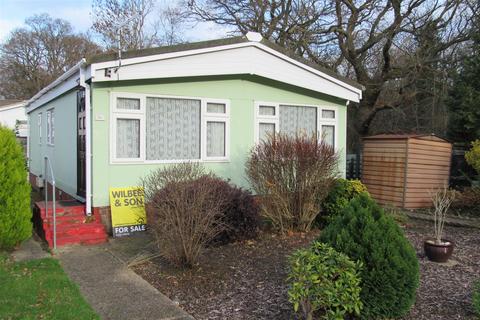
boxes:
[362,134,452,209]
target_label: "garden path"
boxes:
[57,234,194,320]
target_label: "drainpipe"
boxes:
[79,63,92,216]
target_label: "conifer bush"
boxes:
[319,178,368,223]
[0,126,32,250]
[318,193,419,319]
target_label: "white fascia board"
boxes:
[87,42,362,102]
[90,42,254,71]
[26,59,86,114]
[253,43,363,99]
[0,102,26,112]
[91,45,361,102]
[26,73,80,113]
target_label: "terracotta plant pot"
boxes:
[424,238,454,262]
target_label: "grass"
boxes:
[0,253,99,320]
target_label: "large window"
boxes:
[111,93,230,163]
[255,102,338,148]
[46,108,54,146]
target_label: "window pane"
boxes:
[279,105,317,136]
[322,110,335,119]
[322,125,335,147]
[207,103,226,113]
[46,111,51,144]
[116,119,140,158]
[51,110,55,144]
[259,105,275,116]
[259,123,275,141]
[117,98,140,110]
[207,121,225,157]
[38,114,42,143]
[146,97,201,160]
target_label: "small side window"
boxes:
[46,109,55,146]
[38,113,42,144]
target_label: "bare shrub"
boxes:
[246,133,339,233]
[430,186,456,244]
[142,163,227,267]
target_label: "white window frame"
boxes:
[254,101,339,149]
[46,108,55,146]
[318,108,337,149]
[110,92,230,164]
[111,93,145,163]
[202,99,230,161]
[254,101,279,142]
[38,113,42,144]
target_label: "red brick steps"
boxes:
[34,200,108,248]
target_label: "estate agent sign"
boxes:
[109,186,147,237]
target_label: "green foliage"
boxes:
[0,126,31,250]
[322,179,369,219]
[473,280,480,317]
[288,241,363,320]
[447,23,480,143]
[318,194,419,319]
[465,140,480,175]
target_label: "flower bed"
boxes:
[133,219,480,319]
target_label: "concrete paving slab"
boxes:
[12,237,50,262]
[57,242,194,320]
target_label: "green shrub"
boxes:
[321,178,368,220]
[465,140,480,175]
[473,280,480,317]
[318,194,419,319]
[0,126,31,250]
[288,241,362,320]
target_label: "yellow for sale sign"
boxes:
[109,186,147,237]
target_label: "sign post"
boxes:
[109,186,147,237]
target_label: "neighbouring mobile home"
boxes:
[26,32,363,245]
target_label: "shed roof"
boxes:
[363,133,449,143]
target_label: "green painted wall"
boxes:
[91,76,347,207]
[28,91,78,196]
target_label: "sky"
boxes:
[0,0,230,43]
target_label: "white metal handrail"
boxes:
[44,156,57,250]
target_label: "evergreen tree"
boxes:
[447,21,480,143]
[0,126,32,250]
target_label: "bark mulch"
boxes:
[403,219,480,320]
[133,219,480,320]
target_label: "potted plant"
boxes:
[424,187,456,262]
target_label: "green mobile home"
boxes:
[27,32,363,233]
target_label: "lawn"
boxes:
[0,253,99,320]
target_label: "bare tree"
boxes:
[0,14,101,99]
[187,0,477,141]
[156,5,187,46]
[92,0,187,50]
[92,0,157,50]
